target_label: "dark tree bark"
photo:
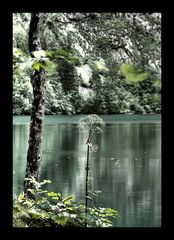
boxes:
[24,13,45,199]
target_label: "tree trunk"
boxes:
[24,13,45,199]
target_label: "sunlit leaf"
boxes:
[43,179,52,184]
[52,197,59,200]
[17,192,25,202]
[63,195,75,205]
[120,63,149,83]
[32,61,41,71]
[86,196,93,201]
[39,60,56,72]
[68,57,81,66]
[14,67,25,77]
[28,210,42,219]
[13,48,25,58]
[153,93,161,103]
[154,77,161,90]
[55,49,71,57]
[52,216,68,225]
[93,60,109,72]
[33,50,46,59]
[46,51,54,57]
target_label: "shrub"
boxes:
[13,178,119,228]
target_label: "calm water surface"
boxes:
[13,114,161,227]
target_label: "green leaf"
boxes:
[86,196,93,201]
[14,67,25,77]
[52,216,68,225]
[66,207,74,212]
[32,61,41,71]
[28,210,42,219]
[17,192,25,202]
[55,49,71,57]
[120,63,149,83]
[47,192,61,200]
[33,50,46,59]
[39,60,56,72]
[93,60,109,72]
[46,51,54,57]
[68,57,81,66]
[13,48,25,58]
[154,77,161,90]
[47,192,60,197]
[52,197,59,200]
[47,192,56,197]
[62,195,75,205]
[43,179,52,184]
[153,93,161,103]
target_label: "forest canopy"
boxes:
[13,13,161,115]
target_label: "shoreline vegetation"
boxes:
[13,114,161,122]
[13,112,160,116]
[13,178,119,228]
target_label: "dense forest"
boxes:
[13,13,161,115]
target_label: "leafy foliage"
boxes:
[13,178,118,227]
[120,63,149,83]
[13,13,161,115]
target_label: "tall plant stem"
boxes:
[85,129,92,216]
[85,144,90,216]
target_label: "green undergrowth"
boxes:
[13,177,119,228]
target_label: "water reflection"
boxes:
[92,123,161,227]
[13,118,161,227]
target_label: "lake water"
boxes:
[13,114,161,227]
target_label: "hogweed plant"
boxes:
[78,115,105,216]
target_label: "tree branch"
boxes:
[55,13,96,25]
[68,14,95,22]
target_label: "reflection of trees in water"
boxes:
[94,123,160,186]
[13,125,29,159]
[41,124,86,200]
[13,124,29,194]
[92,123,161,226]
[130,123,161,193]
